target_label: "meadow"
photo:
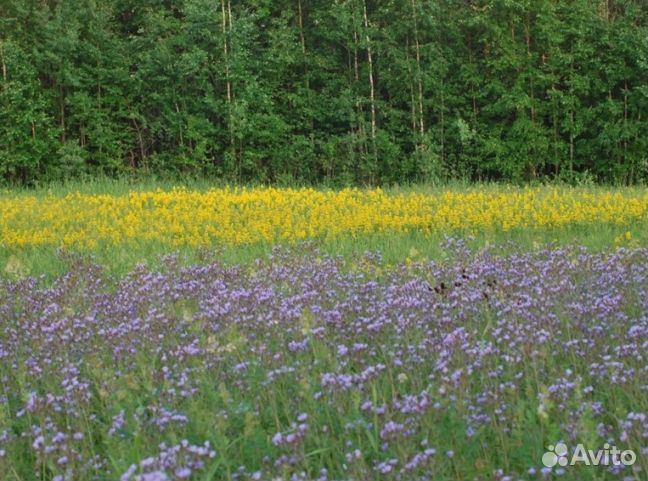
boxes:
[0,182,647,481]
[1,181,646,278]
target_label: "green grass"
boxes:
[3,174,646,197]
[2,241,647,480]
[1,222,645,282]
[1,179,647,480]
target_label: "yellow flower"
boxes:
[0,186,645,249]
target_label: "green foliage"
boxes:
[0,0,646,185]
[0,40,58,184]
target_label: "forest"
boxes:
[0,0,646,185]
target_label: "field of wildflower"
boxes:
[1,184,646,277]
[2,185,647,249]
[0,183,647,481]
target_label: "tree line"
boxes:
[0,0,646,185]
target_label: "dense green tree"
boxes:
[0,0,646,185]
[0,40,58,183]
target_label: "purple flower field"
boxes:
[1,242,647,480]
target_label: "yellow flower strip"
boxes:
[0,187,645,249]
